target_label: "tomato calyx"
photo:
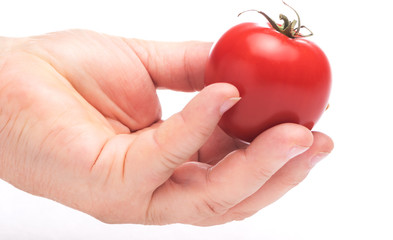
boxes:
[238,0,313,39]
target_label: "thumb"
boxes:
[136,83,239,189]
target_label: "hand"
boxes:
[0,30,333,226]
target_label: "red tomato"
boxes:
[205,19,331,142]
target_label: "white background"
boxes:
[1,0,392,239]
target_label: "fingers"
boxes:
[205,131,334,225]
[125,39,212,91]
[124,83,239,189]
[201,124,313,216]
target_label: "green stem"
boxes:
[282,0,301,36]
[279,14,289,30]
[238,0,313,38]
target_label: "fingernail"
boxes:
[220,97,241,115]
[310,152,330,168]
[288,145,309,159]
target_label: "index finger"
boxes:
[124,39,211,92]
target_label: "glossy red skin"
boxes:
[205,22,331,142]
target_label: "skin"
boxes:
[0,30,334,226]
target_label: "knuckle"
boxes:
[159,149,184,170]
[182,42,205,91]
[253,165,275,181]
[201,170,233,217]
[200,198,232,217]
[279,171,310,188]
[153,134,184,170]
[183,44,194,91]
[153,111,206,169]
[237,150,276,182]
[197,187,234,218]
[124,38,155,74]
[178,110,210,141]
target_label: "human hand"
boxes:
[0,30,333,225]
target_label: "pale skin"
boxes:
[0,30,334,226]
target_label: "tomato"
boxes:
[204,6,331,142]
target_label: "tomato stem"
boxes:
[279,14,290,30]
[238,0,313,38]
